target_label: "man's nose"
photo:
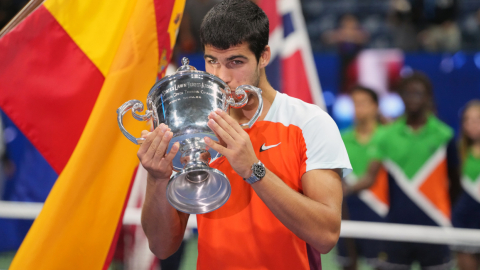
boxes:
[213,66,232,85]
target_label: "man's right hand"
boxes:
[137,123,180,181]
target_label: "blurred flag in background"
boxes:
[258,0,325,109]
[0,0,185,269]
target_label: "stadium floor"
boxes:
[178,235,377,270]
[0,236,457,270]
[177,235,451,270]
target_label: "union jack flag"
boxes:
[258,0,325,109]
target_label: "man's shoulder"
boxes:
[266,92,333,129]
[377,119,403,136]
[429,116,454,139]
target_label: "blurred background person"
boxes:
[349,72,461,269]
[451,100,480,270]
[338,86,389,270]
[323,14,369,94]
[175,0,219,56]
[388,0,421,51]
[462,8,480,51]
[418,0,461,52]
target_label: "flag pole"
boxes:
[0,0,45,39]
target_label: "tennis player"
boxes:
[137,0,352,269]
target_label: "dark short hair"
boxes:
[199,0,269,62]
[397,71,433,96]
[351,85,379,105]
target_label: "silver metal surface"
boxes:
[167,168,231,214]
[235,85,263,127]
[116,57,263,214]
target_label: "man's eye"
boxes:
[232,60,243,65]
[208,60,218,64]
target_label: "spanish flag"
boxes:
[0,0,185,268]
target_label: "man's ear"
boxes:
[259,45,271,69]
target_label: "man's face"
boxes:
[352,90,377,122]
[204,43,262,91]
[401,81,430,115]
[463,106,480,142]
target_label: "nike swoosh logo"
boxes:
[260,142,281,152]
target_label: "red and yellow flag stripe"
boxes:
[0,0,185,269]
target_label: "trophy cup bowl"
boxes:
[117,58,263,214]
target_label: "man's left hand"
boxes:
[204,108,258,179]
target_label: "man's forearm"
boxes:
[347,178,374,194]
[141,175,189,259]
[251,169,342,254]
[346,161,382,195]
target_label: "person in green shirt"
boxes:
[338,86,388,270]
[349,72,461,269]
[452,100,480,270]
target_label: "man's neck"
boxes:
[406,111,428,131]
[355,118,377,143]
[229,69,276,125]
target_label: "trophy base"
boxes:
[167,133,220,172]
[166,167,231,214]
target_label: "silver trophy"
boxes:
[117,58,263,214]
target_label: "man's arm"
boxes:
[141,175,189,259]
[205,108,343,253]
[137,125,189,259]
[251,168,343,253]
[344,160,382,196]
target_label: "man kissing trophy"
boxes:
[117,57,263,214]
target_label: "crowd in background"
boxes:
[171,0,480,56]
[303,0,480,53]
[1,0,480,54]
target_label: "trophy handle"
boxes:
[228,85,263,128]
[117,99,154,144]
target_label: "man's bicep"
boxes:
[301,169,343,211]
[300,112,351,179]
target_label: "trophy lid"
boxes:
[147,57,230,98]
[176,57,197,72]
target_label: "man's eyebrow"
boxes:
[204,54,217,60]
[226,55,248,61]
